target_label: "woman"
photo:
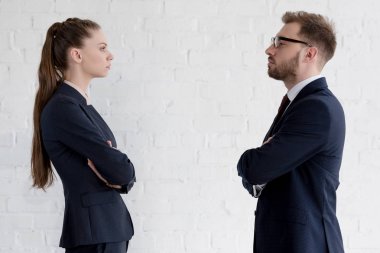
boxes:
[31,18,136,253]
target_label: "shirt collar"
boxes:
[287,74,323,101]
[64,80,91,105]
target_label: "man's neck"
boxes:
[284,70,321,91]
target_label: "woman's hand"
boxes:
[87,140,122,189]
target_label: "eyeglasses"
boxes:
[271,36,312,48]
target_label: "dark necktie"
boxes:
[277,94,291,118]
[265,94,291,140]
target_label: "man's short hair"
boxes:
[282,11,337,65]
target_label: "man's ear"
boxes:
[305,47,318,62]
[69,48,82,63]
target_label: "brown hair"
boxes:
[31,18,100,189]
[282,11,337,65]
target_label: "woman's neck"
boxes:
[64,72,91,93]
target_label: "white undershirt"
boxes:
[287,74,323,103]
[64,80,91,105]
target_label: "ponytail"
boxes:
[31,23,61,189]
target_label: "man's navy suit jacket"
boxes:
[238,78,345,253]
[41,83,135,248]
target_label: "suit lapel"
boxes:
[263,78,328,142]
[56,83,115,144]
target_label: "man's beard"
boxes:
[267,52,299,82]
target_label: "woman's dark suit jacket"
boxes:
[41,83,136,248]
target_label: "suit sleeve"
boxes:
[44,98,135,186]
[237,99,331,185]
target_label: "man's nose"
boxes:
[265,45,275,56]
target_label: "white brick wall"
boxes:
[0,0,379,252]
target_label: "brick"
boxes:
[34,214,63,229]
[199,83,252,101]
[143,81,196,99]
[0,214,33,229]
[0,14,31,29]
[151,32,179,50]
[0,31,11,50]
[189,50,243,67]
[174,67,228,83]
[180,133,205,148]
[25,48,42,64]
[0,64,10,83]
[123,32,150,50]
[144,180,196,198]
[198,17,251,33]
[97,15,144,32]
[184,231,211,251]
[207,133,234,148]
[218,101,247,116]
[131,196,171,214]
[7,197,58,213]
[0,231,14,247]
[55,0,110,13]
[141,66,174,82]
[211,231,238,251]
[204,33,234,50]
[32,14,62,30]
[134,49,187,65]
[23,0,54,13]
[110,0,162,15]
[126,232,155,250]
[142,147,196,169]
[198,147,239,165]
[193,116,246,133]
[0,132,14,147]
[0,146,30,166]
[105,115,139,133]
[154,232,184,250]
[15,229,44,247]
[0,196,7,212]
[2,97,34,114]
[165,0,218,17]
[165,98,196,115]
[235,33,261,51]
[178,33,205,50]
[45,230,61,247]
[145,17,197,32]
[154,133,179,148]
[138,115,193,133]
[197,213,249,231]
[143,214,196,231]
[218,0,267,16]
[0,50,24,63]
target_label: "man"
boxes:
[237,11,345,253]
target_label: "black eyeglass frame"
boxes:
[271,36,312,48]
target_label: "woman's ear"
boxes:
[69,48,82,63]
